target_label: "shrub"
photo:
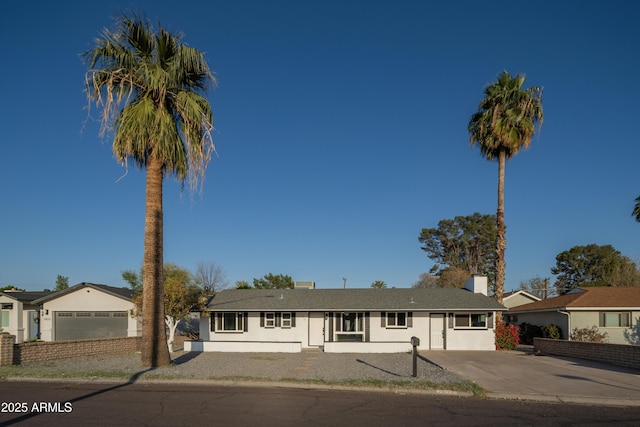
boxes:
[495,321,519,350]
[570,326,608,343]
[543,324,562,340]
[519,322,543,345]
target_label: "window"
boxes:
[386,312,407,328]
[454,313,487,329]
[281,312,292,328]
[214,312,245,332]
[265,312,275,328]
[599,312,631,328]
[1,311,9,328]
[341,312,363,333]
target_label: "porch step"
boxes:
[302,347,323,353]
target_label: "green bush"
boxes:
[543,324,562,340]
[495,321,519,350]
[519,322,543,345]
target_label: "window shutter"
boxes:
[365,312,370,342]
[243,312,248,332]
[448,313,453,329]
[381,311,386,327]
[335,313,342,332]
[407,312,413,328]
[276,313,281,327]
[328,313,334,341]
[487,312,493,329]
[291,312,296,327]
[260,312,265,327]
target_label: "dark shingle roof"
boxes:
[31,282,133,305]
[206,288,504,312]
[0,290,55,303]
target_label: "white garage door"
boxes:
[55,311,128,341]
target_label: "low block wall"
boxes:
[12,337,142,365]
[186,340,302,353]
[534,338,640,370]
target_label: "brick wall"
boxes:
[534,338,640,370]
[0,334,14,366]
[12,337,142,365]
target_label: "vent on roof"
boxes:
[294,281,315,289]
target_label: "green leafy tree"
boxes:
[85,13,216,367]
[370,280,387,289]
[551,244,640,294]
[518,276,554,299]
[55,275,69,291]
[468,71,543,310]
[234,280,252,289]
[123,263,204,351]
[419,213,496,291]
[252,273,294,289]
[633,196,640,222]
[0,286,26,292]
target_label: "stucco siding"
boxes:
[38,288,138,341]
[513,311,570,339]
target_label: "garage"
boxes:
[55,311,128,340]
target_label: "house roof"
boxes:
[0,290,55,303]
[509,287,640,312]
[31,282,133,305]
[206,288,505,312]
[503,290,541,302]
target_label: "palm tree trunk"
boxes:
[141,157,171,367]
[495,149,506,321]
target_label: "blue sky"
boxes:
[1,1,638,291]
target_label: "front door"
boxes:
[430,313,445,349]
[308,312,324,347]
[28,311,39,340]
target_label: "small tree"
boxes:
[195,261,229,292]
[370,280,387,289]
[55,275,69,291]
[253,273,294,289]
[234,280,252,289]
[124,263,205,351]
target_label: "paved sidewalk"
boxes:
[421,349,640,407]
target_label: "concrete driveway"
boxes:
[421,349,640,406]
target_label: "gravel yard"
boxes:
[11,351,471,390]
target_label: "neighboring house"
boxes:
[32,282,141,341]
[187,276,505,353]
[508,287,640,345]
[502,290,541,324]
[502,290,541,309]
[0,290,54,343]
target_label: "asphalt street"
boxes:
[1,381,640,426]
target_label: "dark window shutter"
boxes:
[243,312,248,332]
[487,312,493,329]
[448,313,453,329]
[335,313,342,332]
[381,311,386,327]
[291,312,296,327]
[328,313,334,341]
[365,312,370,342]
[407,312,413,328]
[276,313,281,327]
[260,312,265,327]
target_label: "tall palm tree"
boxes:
[633,196,640,222]
[468,71,543,314]
[84,14,216,367]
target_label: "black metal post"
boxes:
[411,336,419,377]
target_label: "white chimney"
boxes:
[294,281,315,289]
[464,275,487,295]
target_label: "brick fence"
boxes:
[0,334,141,365]
[534,338,640,370]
